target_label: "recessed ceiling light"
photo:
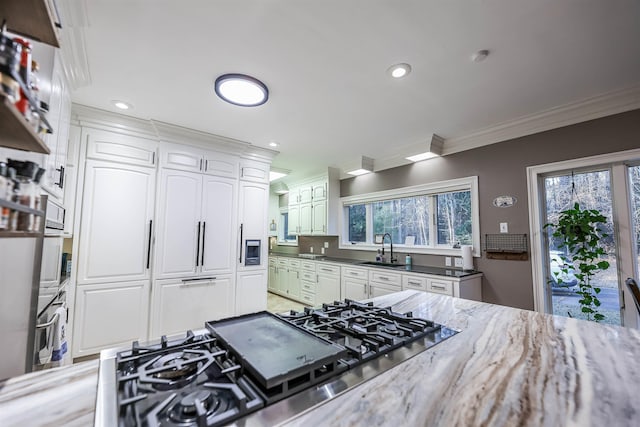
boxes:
[269,171,287,182]
[406,152,439,162]
[471,49,490,62]
[269,142,279,147]
[387,63,412,79]
[214,73,269,107]
[346,169,372,176]
[112,100,132,110]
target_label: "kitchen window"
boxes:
[339,177,479,255]
[278,209,297,245]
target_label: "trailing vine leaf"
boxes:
[544,202,610,322]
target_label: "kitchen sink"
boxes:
[358,261,406,268]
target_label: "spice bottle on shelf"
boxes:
[13,38,32,119]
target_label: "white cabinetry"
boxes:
[150,276,234,338]
[401,272,483,301]
[76,158,156,285]
[238,173,269,270]
[268,258,277,292]
[73,280,150,357]
[236,270,267,315]
[341,266,369,301]
[368,269,402,298]
[285,168,339,236]
[316,262,341,304]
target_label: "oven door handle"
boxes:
[36,312,60,329]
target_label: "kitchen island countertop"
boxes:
[1,290,639,426]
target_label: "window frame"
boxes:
[277,208,298,246]
[338,176,480,256]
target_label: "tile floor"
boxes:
[267,292,306,314]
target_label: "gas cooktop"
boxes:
[95,300,459,426]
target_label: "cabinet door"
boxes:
[238,182,268,269]
[239,160,269,183]
[72,280,149,357]
[369,282,400,298]
[200,176,237,275]
[311,200,326,235]
[288,204,300,235]
[276,264,288,294]
[204,151,238,179]
[160,143,203,173]
[236,270,267,315]
[312,181,327,201]
[77,160,156,285]
[316,273,340,304]
[150,276,234,338]
[298,186,313,204]
[86,129,157,167]
[41,54,69,201]
[299,203,312,235]
[154,169,202,279]
[268,264,277,292]
[287,267,301,299]
[343,278,368,301]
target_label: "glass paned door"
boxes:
[543,170,621,325]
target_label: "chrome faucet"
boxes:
[381,233,397,263]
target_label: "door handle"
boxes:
[55,165,65,188]
[196,221,201,267]
[181,277,216,284]
[146,220,153,269]
[201,221,206,266]
[239,223,244,263]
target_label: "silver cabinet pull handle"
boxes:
[408,281,421,286]
[36,312,60,329]
[181,277,216,284]
[379,276,389,280]
[432,285,446,290]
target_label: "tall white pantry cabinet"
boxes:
[70,107,275,357]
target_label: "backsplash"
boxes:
[271,235,454,269]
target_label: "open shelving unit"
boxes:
[0,0,61,47]
[0,196,46,237]
[1,0,60,154]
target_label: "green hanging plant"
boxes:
[544,202,610,322]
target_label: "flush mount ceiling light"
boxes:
[406,134,445,163]
[471,49,490,63]
[269,141,279,147]
[387,63,412,79]
[112,100,132,110]
[214,73,269,107]
[347,156,375,176]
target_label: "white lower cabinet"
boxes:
[341,267,369,300]
[73,281,149,357]
[369,282,400,298]
[236,270,267,315]
[150,276,234,339]
[316,263,341,304]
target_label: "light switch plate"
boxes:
[454,258,463,267]
[324,242,329,248]
[500,222,508,233]
[445,257,452,266]
[321,247,325,254]
[310,246,314,253]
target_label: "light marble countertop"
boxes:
[1,290,639,426]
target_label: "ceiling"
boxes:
[66,0,640,183]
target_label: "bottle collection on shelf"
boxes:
[0,20,52,136]
[0,159,44,232]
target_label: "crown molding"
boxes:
[443,84,640,155]
[71,104,278,161]
[339,84,640,179]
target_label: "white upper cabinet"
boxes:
[312,200,327,235]
[86,129,157,167]
[77,159,156,285]
[204,151,238,178]
[160,143,204,173]
[299,186,313,204]
[311,181,327,201]
[239,159,270,183]
[154,168,202,279]
[200,176,237,275]
[238,180,269,270]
